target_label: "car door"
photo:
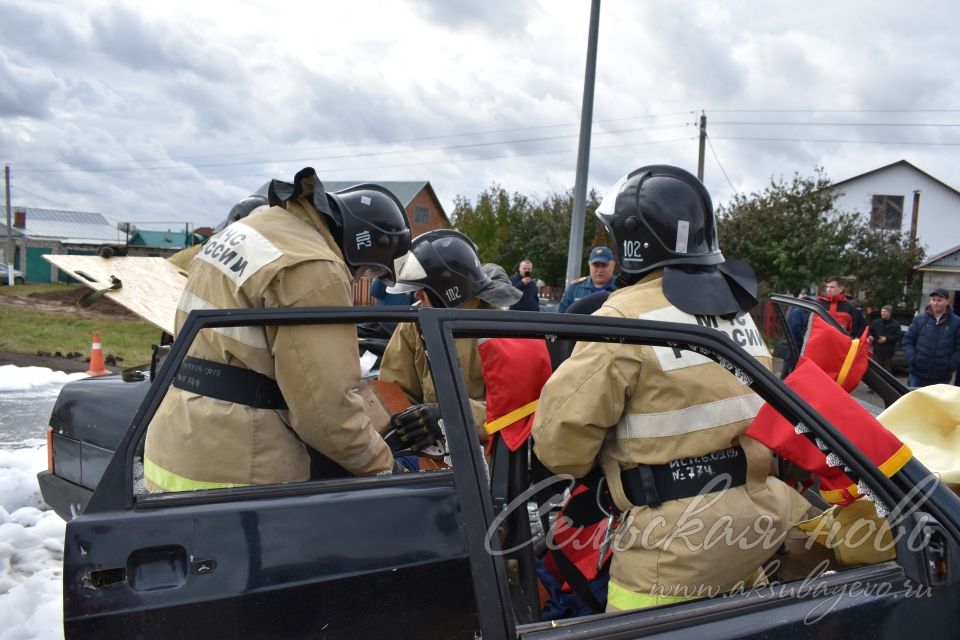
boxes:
[62,307,481,639]
[417,307,960,639]
[768,293,908,409]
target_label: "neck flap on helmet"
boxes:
[267,167,335,223]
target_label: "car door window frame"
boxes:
[417,307,960,638]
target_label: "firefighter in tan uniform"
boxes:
[144,167,413,491]
[166,194,269,272]
[379,230,521,440]
[533,165,810,611]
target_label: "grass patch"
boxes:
[0,283,77,298]
[0,305,160,365]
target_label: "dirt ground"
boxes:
[0,287,134,372]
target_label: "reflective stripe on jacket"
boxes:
[144,196,393,491]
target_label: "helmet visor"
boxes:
[597,173,632,217]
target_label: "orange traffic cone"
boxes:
[86,332,110,376]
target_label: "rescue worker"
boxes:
[532,165,810,611]
[167,194,271,271]
[144,167,415,492]
[379,229,521,440]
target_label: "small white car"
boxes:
[0,264,25,285]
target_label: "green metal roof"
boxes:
[129,229,199,249]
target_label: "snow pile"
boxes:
[0,366,75,639]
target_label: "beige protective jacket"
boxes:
[379,298,488,439]
[144,196,393,491]
[533,271,809,604]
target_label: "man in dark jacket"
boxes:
[869,304,902,372]
[902,288,960,388]
[509,259,540,311]
[817,275,866,337]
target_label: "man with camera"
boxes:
[509,258,540,311]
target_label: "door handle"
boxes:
[128,545,188,591]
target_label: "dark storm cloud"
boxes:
[411,0,535,35]
[0,53,61,118]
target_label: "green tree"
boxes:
[716,168,858,295]
[452,185,609,287]
[850,225,925,311]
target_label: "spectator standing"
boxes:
[509,259,540,311]
[780,291,810,379]
[557,246,617,312]
[370,276,414,306]
[902,288,960,388]
[816,275,866,336]
[869,304,902,373]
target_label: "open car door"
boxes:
[417,307,960,639]
[62,307,482,639]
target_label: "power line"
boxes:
[711,121,960,127]
[13,112,696,170]
[12,136,697,185]
[710,136,960,146]
[704,108,960,113]
[10,185,73,209]
[15,122,693,175]
[705,134,737,195]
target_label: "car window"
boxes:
[421,310,948,637]
[136,316,454,499]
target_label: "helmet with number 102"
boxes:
[596,165,723,276]
[391,229,489,308]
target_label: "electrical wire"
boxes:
[12,112,696,171]
[705,134,737,195]
[9,185,73,209]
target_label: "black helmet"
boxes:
[596,165,723,276]
[228,194,269,223]
[268,168,411,285]
[327,184,411,285]
[213,194,270,232]
[391,230,489,308]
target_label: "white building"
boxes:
[831,160,960,259]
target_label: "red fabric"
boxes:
[544,485,612,587]
[747,357,910,505]
[819,294,854,333]
[801,315,870,392]
[478,338,552,452]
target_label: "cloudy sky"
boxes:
[1,0,958,232]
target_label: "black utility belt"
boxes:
[621,444,747,509]
[173,356,288,410]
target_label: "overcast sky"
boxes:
[2,0,958,232]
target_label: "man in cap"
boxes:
[557,245,617,312]
[379,229,521,441]
[533,165,810,611]
[902,287,960,388]
[145,167,414,491]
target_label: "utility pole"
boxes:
[565,0,601,284]
[4,164,13,286]
[696,112,707,180]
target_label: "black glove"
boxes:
[387,403,443,453]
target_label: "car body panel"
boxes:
[61,306,960,638]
